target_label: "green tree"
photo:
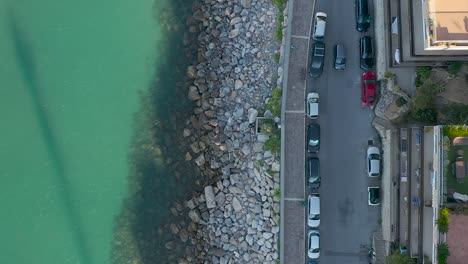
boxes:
[386,251,415,264]
[437,208,450,234]
[437,243,450,264]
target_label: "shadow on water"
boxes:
[110,0,205,263]
[6,8,93,264]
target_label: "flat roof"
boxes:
[429,0,468,43]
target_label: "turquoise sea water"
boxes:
[0,0,195,263]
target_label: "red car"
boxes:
[361,71,376,107]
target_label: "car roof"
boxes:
[367,146,380,155]
[308,195,320,214]
[309,231,320,248]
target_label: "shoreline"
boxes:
[111,0,284,263]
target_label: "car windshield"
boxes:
[310,214,320,220]
[368,97,375,102]
[370,153,380,160]
[337,58,346,64]
[365,79,375,85]
[309,97,319,103]
[309,139,319,146]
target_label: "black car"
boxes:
[307,158,321,188]
[309,42,325,77]
[355,0,371,32]
[307,123,320,153]
[360,36,374,70]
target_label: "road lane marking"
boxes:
[285,198,305,201]
[291,35,309,40]
[285,110,305,114]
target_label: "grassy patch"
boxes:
[272,0,287,41]
[448,62,463,76]
[442,103,468,124]
[274,53,280,63]
[437,243,450,264]
[264,87,282,117]
[446,144,468,195]
[264,131,281,156]
[273,187,281,198]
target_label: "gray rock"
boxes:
[179,229,189,242]
[232,197,243,212]
[204,186,216,209]
[187,66,197,79]
[248,108,258,123]
[185,152,192,161]
[242,144,251,156]
[241,0,251,9]
[215,192,226,205]
[170,223,179,234]
[188,86,200,101]
[188,209,201,223]
[235,79,244,89]
[240,121,250,131]
[229,29,240,38]
[183,128,191,137]
[263,232,273,240]
[230,17,242,25]
[194,153,205,167]
[186,199,196,209]
[257,134,270,142]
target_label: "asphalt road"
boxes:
[304,0,381,263]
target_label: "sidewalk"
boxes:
[280,0,315,263]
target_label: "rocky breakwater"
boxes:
[170,0,284,263]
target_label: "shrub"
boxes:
[264,88,282,117]
[275,14,284,41]
[274,53,280,63]
[384,71,395,79]
[442,103,468,125]
[264,132,281,156]
[437,208,450,233]
[260,119,276,135]
[273,188,281,198]
[416,66,432,86]
[437,243,450,264]
[411,108,437,124]
[396,96,407,107]
[448,62,463,76]
[386,251,415,264]
[443,125,468,139]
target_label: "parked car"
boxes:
[307,157,321,188]
[309,42,325,77]
[308,194,320,227]
[367,146,381,177]
[360,36,374,70]
[307,124,320,153]
[361,71,376,107]
[334,44,346,70]
[355,0,371,32]
[307,93,319,119]
[308,230,320,259]
[312,12,327,41]
[368,187,380,206]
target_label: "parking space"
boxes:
[282,0,381,263]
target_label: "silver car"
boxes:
[308,230,320,259]
[367,146,381,177]
[308,194,320,227]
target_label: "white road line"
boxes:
[284,197,305,201]
[285,110,305,114]
[291,35,309,40]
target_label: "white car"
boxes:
[308,194,320,227]
[312,12,327,41]
[307,93,319,119]
[367,146,381,177]
[308,230,320,259]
